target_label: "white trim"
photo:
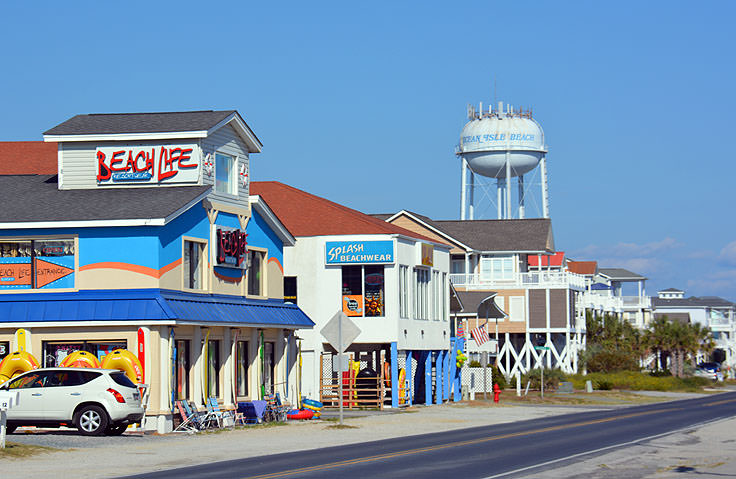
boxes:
[387,210,473,251]
[43,131,209,142]
[248,196,295,246]
[207,113,262,153]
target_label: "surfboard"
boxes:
[169,328,176,412]
[14,329,28,353]
[137,328,146,384]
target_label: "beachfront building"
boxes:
[377,211,587,378]
[0,111,313,432]
[651,289,736,367]
[250,183,456,407]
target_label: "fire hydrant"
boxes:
[493,383,501,403]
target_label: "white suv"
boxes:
[0,368,144,436]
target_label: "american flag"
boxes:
[470,324,489,346]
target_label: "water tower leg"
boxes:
[468,170,475,220]
[541,156,550,218]
[518,175,525,219]
[460,158,468,220]
[505,158,512,219]
[496,179,503,219]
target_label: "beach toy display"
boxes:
[60,350,101,369]
[0,351,40,383]
[287,409,315,420]
[301,398,323,418]
[456,350,467,368]
[101,349,144,383]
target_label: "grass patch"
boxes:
[326,424,359,430]
[565,372,713,392]
[0,442,56,459]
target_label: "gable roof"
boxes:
[0,141,58,175]
[250,182,445,244]
[659,287,684,293]
[598,268,647,281]
[567,260,598,275]
[0,175,210,226]
[652,296,736,309]
[43,110,262,152]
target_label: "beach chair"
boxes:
[182,400,214,430]
[264,394,289,422]
[173,400,200,434]
[206,397,235,428]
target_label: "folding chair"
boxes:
[182,400,214,430]
[206,397,235,428]
[173,400,200,434]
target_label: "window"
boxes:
[184,240,205,290]
[442,273,447,321]
[480,255,514,281]
[247,250,265,296]
[414,268,430,319]
[451,257,465,274]
[341,265,385,317]
[206,339,220,398]
[175,340,190,400]
[399,265,409,318]
[236,340,249,397]
[42,341,126,367]
[432,271,440,320]
[284,277,297,304]
[0,239,75,290]
[215,152,237,196]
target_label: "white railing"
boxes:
[621,295,651,310]
[449,271,586,290]
[578,292,623,313]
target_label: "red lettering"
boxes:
[157,147,177,181]
[97,151,112,181]
[132,151,148,173]
[173,148,197,169]
[109,150,127,172]
[145,149,155,175]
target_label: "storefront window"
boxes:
[0,239,75,290]
[341,265,385,317]
[247,250,265,296]
[236,340,249,397]
[399,265,409,318]
[215,152,237,196]
[263,341,274,396]
[0,341,9,362]
[42,340,126,367]
[206,339,220,398]
[175,340,190,400]
[184,240,205,290]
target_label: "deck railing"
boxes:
[449,271,586,290]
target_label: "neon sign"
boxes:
[95,144,200,185]
[216,227,248,268]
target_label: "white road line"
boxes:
[481,416,732,479]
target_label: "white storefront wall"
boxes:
[283,234,450,400]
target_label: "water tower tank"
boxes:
[458,102,546,178]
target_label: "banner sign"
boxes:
[95,144,200,185]
[325,240,394,265]
[420,243,434,267]
[214,226,248,269]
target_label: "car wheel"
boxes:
[106,423,127,436]
[75,405,109,436]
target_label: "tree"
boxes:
[643,316,715,378]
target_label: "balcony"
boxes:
[621,295,651,311]
[449,271,586,291]
[578,292,623,313]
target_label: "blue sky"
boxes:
[1,2,734,299]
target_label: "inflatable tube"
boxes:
[301,398,323,409]
[287,409,314,420]
[383,361,391,388]
[101,349,143,383]
[0,351,39,383]
[398,367,407,404]
[302,402,322,412]
[60,350,101,369]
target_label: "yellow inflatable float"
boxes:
[101,349,143,384]
[0,351,40,383]
[60,350,101,369]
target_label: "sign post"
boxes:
[321,311,361,426]
[534,346,550,398]
[0,391,19,449]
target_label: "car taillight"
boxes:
[107,388,126,403]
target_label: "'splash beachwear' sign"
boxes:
[325,240,394,265]
[96,144,200,185]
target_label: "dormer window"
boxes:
[215,152,237,196]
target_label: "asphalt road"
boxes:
[121,392,736,479]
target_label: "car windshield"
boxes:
[110,371,137,388]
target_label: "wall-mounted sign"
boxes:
[215,226,248,269]
[421,243,434,267]
[325,240,394,265]
[95,144,200,185]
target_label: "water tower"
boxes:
[457,101,549,220]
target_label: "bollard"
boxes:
[585,380,593,393]
[516,371,521,397]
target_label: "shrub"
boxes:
[491,365,507,389]
[521,368,566,390]
[566,371,712,392]
[468,360,481,368]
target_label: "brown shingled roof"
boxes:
[0,141,57,175]
[250,181,445,244]
[567,260,598,275]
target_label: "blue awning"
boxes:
[0,289,314,328]
[590,283,611,290]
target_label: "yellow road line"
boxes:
[704,398,736,407]
[244,407,681,479]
